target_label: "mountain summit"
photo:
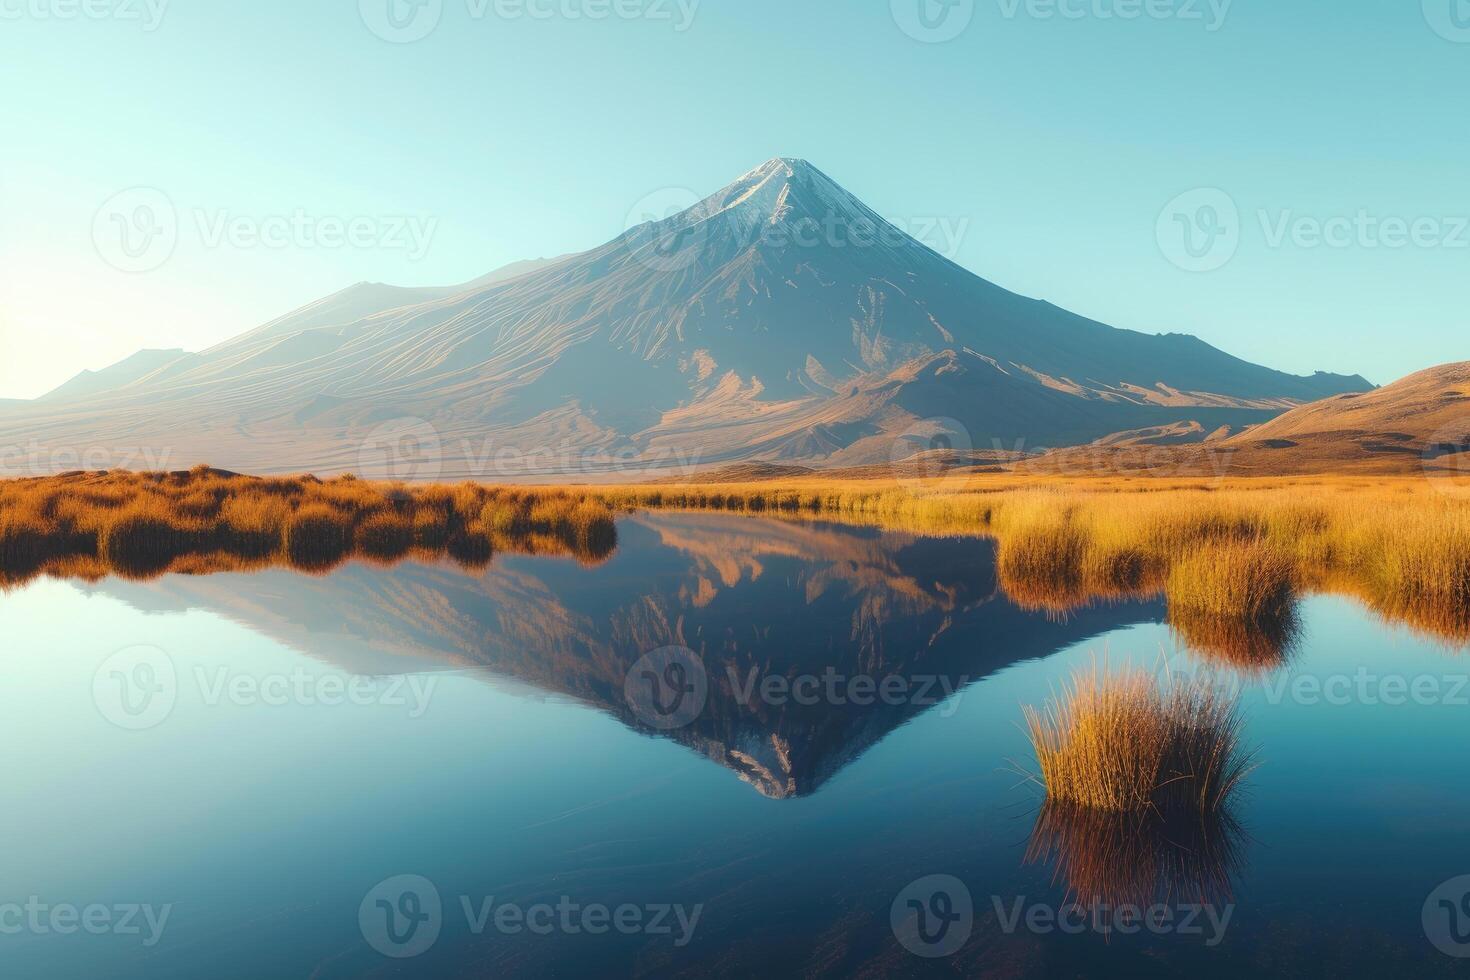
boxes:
[0,158,1371,477]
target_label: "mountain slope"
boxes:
[0,158,1372,476]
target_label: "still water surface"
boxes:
[2,512,1468,978]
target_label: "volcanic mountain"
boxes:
[0,158,1371,477]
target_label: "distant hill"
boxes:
[1025,361,1470,476]
[0,158,1371,477]
[38,348,189,403]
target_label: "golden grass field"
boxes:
[0,467,619,583]
[3,468,1468,652]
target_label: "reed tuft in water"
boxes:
[1023,665,1251,816]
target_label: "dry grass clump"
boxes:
[97,505,205,577]
[1024,665,1251,816]
[283,505,353,571]
[995,509,1088,612]
[1169,609,1300,671]
[1165,540,1296,624]
[1164,540,1301,668]
[355,512,415,561]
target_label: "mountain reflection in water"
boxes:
[87,512,1167,799]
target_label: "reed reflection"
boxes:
[1025,799,1246,911]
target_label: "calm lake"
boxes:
[4,511,1468,978]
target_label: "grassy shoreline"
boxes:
[594,473,1470,648]
[2,467,1467,650]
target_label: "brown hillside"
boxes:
[1022,361,1470,476]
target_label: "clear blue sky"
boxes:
[2,0,1465,398]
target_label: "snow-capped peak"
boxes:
[680,156,877,233]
